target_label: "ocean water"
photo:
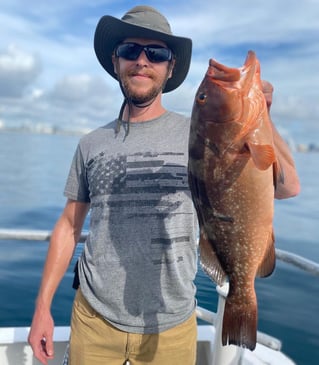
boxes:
[0,131,318,365]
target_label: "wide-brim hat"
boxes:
[94,5,192,93]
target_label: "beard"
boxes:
[119,68,168,105]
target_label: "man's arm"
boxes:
[271,121,300,199]
[28,199,90,365]
[262,80,301,199]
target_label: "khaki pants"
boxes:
[69,289,197,365]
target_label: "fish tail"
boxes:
[222,298,257,351]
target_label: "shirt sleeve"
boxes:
[64,144,90,202]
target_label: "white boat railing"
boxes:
[0,229,87,243]
[1,228,318,276]
[1,228,318,365]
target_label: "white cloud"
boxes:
[0,0,318,142]
[50,74,106,103]
[0,45,41,97]
[47,74,121,128]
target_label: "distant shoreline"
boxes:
[1,125,318,153]
[0,125,91,137]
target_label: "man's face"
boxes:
[112,38,174,104]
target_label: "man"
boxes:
[28,5,300,365]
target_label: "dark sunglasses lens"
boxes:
[146,47,172,62]
[116,43,141,60]
[116,43,172,63]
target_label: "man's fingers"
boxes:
[42,337,54,358]
[262,80,274,110]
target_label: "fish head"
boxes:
[190,51,271,151]
[191,51,261,126]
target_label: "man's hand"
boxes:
[28,306,55,365]
[262,80,274,111]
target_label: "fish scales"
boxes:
[188,51,280,350]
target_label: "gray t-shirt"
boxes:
[64,111,198,334]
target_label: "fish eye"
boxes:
[197,92,207,105]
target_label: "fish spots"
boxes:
[188,50,276,350]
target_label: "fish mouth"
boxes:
[207,59,241,82]
[207,51,257,83]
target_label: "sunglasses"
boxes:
[115,42,173,63]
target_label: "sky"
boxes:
[1,0,318,143]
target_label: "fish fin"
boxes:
[257,231,276,278]
[199,230,227,286]
[246,142,276,170]
[222,296,257,351]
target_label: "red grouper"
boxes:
[188,51,284,350]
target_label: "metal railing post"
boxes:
[212,283,243,365]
